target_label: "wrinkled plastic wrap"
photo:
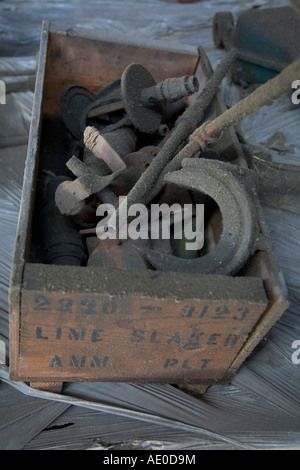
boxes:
[0,0,299,450]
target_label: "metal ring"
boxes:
[144,158,258,276]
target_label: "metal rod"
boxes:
[84,126,127,172]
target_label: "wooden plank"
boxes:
[13,264,268,383]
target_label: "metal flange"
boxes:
[144,158,259,276]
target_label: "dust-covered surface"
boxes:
[22,263,267,304]
[0,0,299,451]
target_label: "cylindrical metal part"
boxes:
[84,126,127,172]
[186,57,300,159]
[141,75,199,106]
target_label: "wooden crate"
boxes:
[9,21,289,392]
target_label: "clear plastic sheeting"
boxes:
[0,0,289,60]
[0,0,299,451]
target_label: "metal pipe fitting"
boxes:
[83,126,127,172]
[141,75,199,106]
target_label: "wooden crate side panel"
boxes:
[9,22,50,380]
[18,291,268,382]
[14,264,269,383]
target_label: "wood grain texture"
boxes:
[13,264,268,383]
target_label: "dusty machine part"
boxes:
[213,11,235,50]
[141,74,199,106]
[80,79,124,131]
[67,155,93,178]
[70,203,98,229]
[87,238,149,271]
[66,155,118,208]
[82,126,136,176]
[170,215,200,260]
[86,100,124,119]
[175,57,300,162]
[213,6,300,84]
[60,79,126,141]
[55,170,122,216]
[157,123,171,137]
[98,127,137,159]
[121,63,199,133]
[84,126,127,172]
[40,176,88,266]
[144,159,259,276]
[5,75,36,93]
[95,78,122,101]
[291,0,300,17]
[60,85,96,140]
[108,48,237,232]
[142,56,300,208]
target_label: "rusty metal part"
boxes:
[60,85,96,139]
[96,78,122,101]
[143,55,300,206]
[87,238,149,271]
[84,126,127,172]
[144,159,259,276]
[67,155,92,177]
[55,170,121,216]
[121,63,199,133]
[141,74,199,106]
[109,48,237,233]
[41,176,88,265]
[214,7,300,84]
